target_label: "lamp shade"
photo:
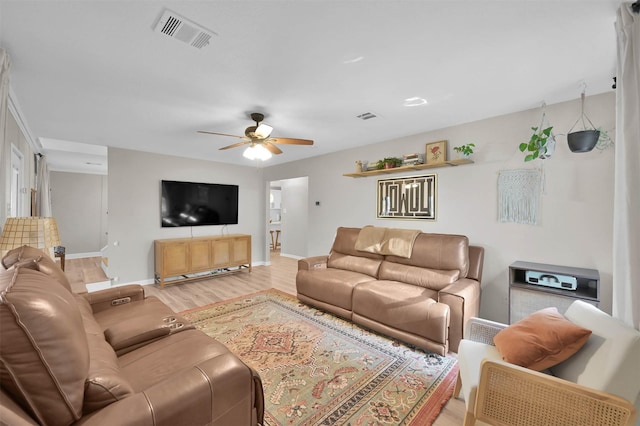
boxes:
[243,144,272,161]
[0,217,61,250]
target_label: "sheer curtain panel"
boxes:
[613,3,640,329]
[36,155,53,217]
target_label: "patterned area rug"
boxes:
[181,289,458,425]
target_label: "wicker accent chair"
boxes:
[454,300,640,426]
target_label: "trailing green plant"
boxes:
[519,126,553,162]
[595,128,614,151]
[453,143,475,156]
[376,157,403,169]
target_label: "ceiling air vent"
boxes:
[154,9,217,49]
[356,112,377,120]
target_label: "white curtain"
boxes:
[0,49,11,231]
[36,155,53,217]
[0,49,9,169]
[613,4,640,330]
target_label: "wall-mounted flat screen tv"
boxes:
[161,180,239,227]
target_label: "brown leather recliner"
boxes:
[0,246,264,426]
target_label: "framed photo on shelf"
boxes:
[425,140,447,165]
[376,174,437,220]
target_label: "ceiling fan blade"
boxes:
[219,141,251,150]
[264,143,283,155]
[269,137,314,145]
[198,130,245,139]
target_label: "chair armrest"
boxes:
[76,353,261,426]
[298,255,328,271]
[82,285,146,313]
[475,359,638,426]
[465,317,507,345]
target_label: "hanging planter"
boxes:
[519,104,555,162]
[568,130,600,153]
[567,91,599,153]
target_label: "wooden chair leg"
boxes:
[275,230,281,249]
[463,411,476,426]
[453,371,462,399]
[269,230,275,249]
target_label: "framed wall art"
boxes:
[377,174,437,220]
[425,140,447,165]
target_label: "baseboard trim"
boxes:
[280,253,303,260]
[66,252,102,260]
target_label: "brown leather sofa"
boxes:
[0,246,264,426]
[296,227,484,355]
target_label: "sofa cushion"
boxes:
[0,265,89,426]
[378,261,460,291]
[2,245,72,292]
[83,333,134,414]
[352,280,444,341]
[385,233,470,278]
[75,294,105,335]
[493,307,592,371]
[296,269,375,311]
[355,227,421,258]
[119,329,235,391]
[327,252,382,277]
[551,300,640,404]
[331,227,385,261]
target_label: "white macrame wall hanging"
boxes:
[498,169,542,225]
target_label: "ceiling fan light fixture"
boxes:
[243,144,272,161]
[255,123,273,138]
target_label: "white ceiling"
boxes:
[0,1,620,172]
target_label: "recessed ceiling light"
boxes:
[404,97,428,107]
[343,56,364,64]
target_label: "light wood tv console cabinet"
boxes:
[154,234,251,288]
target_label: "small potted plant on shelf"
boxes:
[519,126,554,162]
[453,143,475,159]
[376,157,403,169]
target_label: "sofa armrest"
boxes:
[76,353,262,426]
[438,278,481,352]
[473,359,638,426]
[464,317,506,345]
[297,255,328,271]
[83,285,146,313]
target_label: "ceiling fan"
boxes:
[198,113,314,160]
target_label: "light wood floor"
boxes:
[67,251,466,425]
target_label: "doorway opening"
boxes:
[266,177,309,264]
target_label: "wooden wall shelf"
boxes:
[343,158,473,177]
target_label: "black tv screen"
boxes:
[161,180,239,227]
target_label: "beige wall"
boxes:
[263,92,616,323]
[50,171,107,254]
[107,148,265,284]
